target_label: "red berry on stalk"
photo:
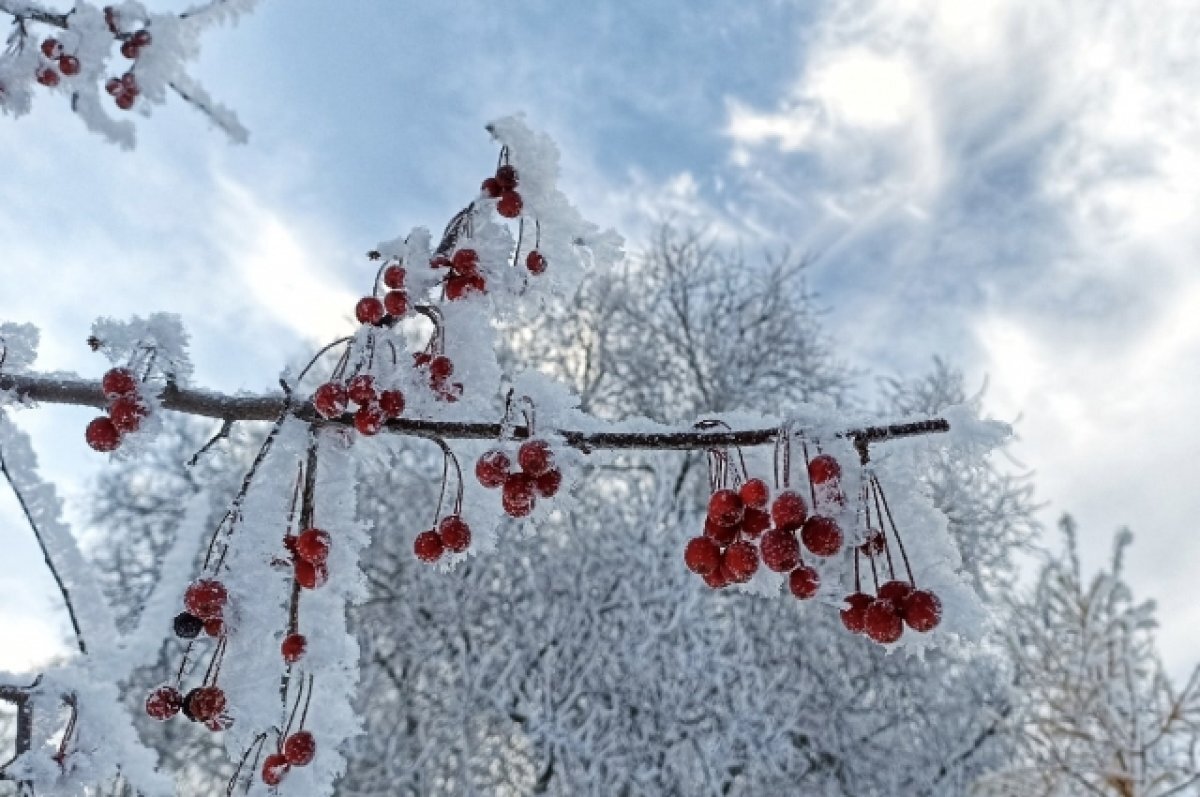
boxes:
[115,93,135,110]
[347,374,376,406]
[281,633,307,663]
[294,559,328,590]
[452,248,479,274]
[518,439,553,477]
[145,685,182,720]
[495,165,519,190]
[184,579,227,620]
[283,731,316,766]
[36,67,60,87]
[807,453,841,485]
[203,617,223,637]
[724,541,759,582]
[864,599,904,644]
[378,389,405,418]
[707,489,744,527]
[439,515,471,553]
[41,38,62,58]
[120,40,140,59]
[789,565,820,599]
[534,468,562,498]
[354,296,385,325]
[739,478,770,509]
[476,449,511,488]
[741,507,771,538]
[102,367,138,398]
[481,176,502,197]
[109,395,147,433]
[497,190,523,218]
[86,417,121,452]
[105,77,123,96]
[383,289,408,317]
[383,264,406,289]
[188,686,226,722]
[800,515,843,557]
[296,528,331,564]
[354,403,385,436]
[760,528,800,572]
[702,517,738,546]
[131,29,152,47]
[58,55,80,76]
[445,273,486,300]
[878,580,913,608]
[525,250,547,275]
[429,355,454,382]
[684,536,721,576]
[902,589,942,632]
[502,473,535,517]
[120,72,138,93]
[413,529,444,562]
[771,491,808,530]
[702,566,730,589]
[840,592,872,634]
[313,382,348,419]
[261,753,289,786]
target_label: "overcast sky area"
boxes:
[1,0,1198,680]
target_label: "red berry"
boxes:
[495,165,519,190]
[707,489,745,527]
[702,565,730,590]
[188,686,226,722]
[724,541,759,582]
[294,559,328,590]
[85,417,121,452]
[109,395,147,433]
[35,67,59,87]
[382,264,406,289]
[703,517,738,546]
[902,589,942,632]
[739,478,770,509]
[347,374,376,406]
[534,468,562,498]
[878,580,913,608]
[684,537,721,576]
[771,491,808,530]
[354,403,385,436]
[115,93,135,110]
[497,190,523,218]
[800,515,843,557]
[789,565,820,599]
[429,355,454,382]
[476,449,511,488]
[378,389,405,418]
[105,77,123,96]
[261,753,289,786]
[481,176,502,197]
[58,55,80,76]
[120,72,138,93]
[131,30,152,47]
[859,530,886,556]
[203,617,224,637]
[41,38,62,58]
[295,528,331,564]
[741,507,771,538]
[120,40,140,59]
[807,454,841,485]
[525,250,547,275]
[313,382,349,418]
[383,289,408,317]
[438,515,471,553]
[517,439,553,477]
[283,730,316,766]
[281,633,307,663]
[452,248,479,274]
[760,528,801,572]
[145,685,182,720]
[445,273,486,300]
[101,367,138,399]
[413,529,444,562]
[864,599,904,644]
[354,296,385,325]
[184,579,227,620]
[502,473,535,517]
[840,592,872,634]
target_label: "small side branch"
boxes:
[0,677,38,783]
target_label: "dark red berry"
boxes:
[517,439,553,477]
[534,468,562,498]
[203,617,223,637]
[525,250,547,275]
[452,248,479,274]
[281,633,307,663]
[878,580,913,608]
[446,273,487,300]
[707,489,745,527]
[902,589,942,632]
[476,449,511,488]
[481,176,502,198]
[789,565,820,599]
[120,72,138,93]
[741,507,771,538]
[684,537,721,576]
[283,730,316,766]
[502,473,535,517]
[771,491,808,530]
[294,559,328,590]
[840,592,872,634]
[58,55,80,76]
[807,453,841,485]
[864,599,904,644]
[354,297,385,325]
[429,355,454,382]
[35,67,59,87]
[184,579,227,620]
[102,367,138,398]
[41,38,62,58]
[760,528,800,572]
[145,685,182,720]
[105,77,123,96]
[115,92,135,110]
[261,753,289,786]
[131,30,152,47]
[703,516,738,546]
[702,565,730,590]
[188,686,226,722]
[173,612,203,639]
[724,541,759,582]
[438,515,471,553]
[86,417,121,452]
[313,382,348,418]
[800,515,843,557]
[378,389,405,418]
[413,529,444,562]
[295,528,331,565]
[739,478,770,509]
[109,395,147,433]
[353,403,385,437]
[383,289,408,316]
[120,40,140,59]
[497,190,523,218]
[495,165,519,190]
[382,264,406,289]
[347,374,376,406]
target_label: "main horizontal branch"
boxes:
[0,373,949,451]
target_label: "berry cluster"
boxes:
[476,438,562,518]
[355,260,410,326]
[261,729,317,787]
[313,375,405,436]
[481,163,523,218]
[85,367,149,452]
[35,38,80,87]
[26,10,150,111]
[412,352,463,403]
[413,514,472,563]
[144,578,231,729]
[285,525,332,594]
[432,247,487,300]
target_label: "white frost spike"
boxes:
[0,321,40,376]
[91,312,194,384]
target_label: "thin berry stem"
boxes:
[869,477,896,580]
[872,473,915,586]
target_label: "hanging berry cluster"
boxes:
[25,8,152,111]
[84,366,150,451]
[474,398,562,519]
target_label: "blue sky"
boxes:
[2,0,1199,677]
